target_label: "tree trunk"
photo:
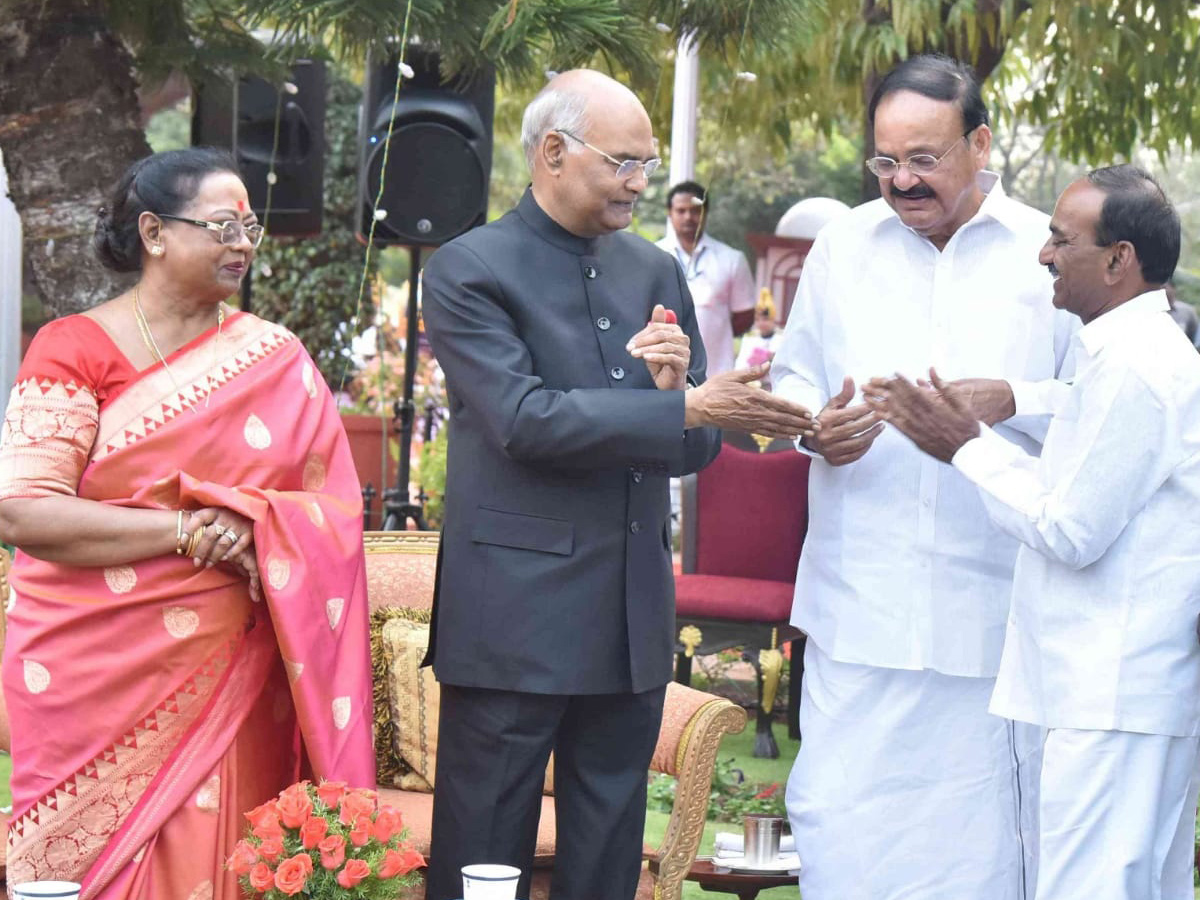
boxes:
[0,0,150,318]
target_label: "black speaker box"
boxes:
[358,45,495,246]
[192,60,326,236]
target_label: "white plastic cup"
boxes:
[743,814,783,867]
[12,883,82,900]
[461,863,520,900]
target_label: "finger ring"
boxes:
[218,531,239,543]
[211,525,229,537]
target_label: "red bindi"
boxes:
[237,200,246,212]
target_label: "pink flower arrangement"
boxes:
[229,780,425,898]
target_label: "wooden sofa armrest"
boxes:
[647,682,747,900]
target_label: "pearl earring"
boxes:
[150,245,163,256]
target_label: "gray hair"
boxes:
[520,86,590,172]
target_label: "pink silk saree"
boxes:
[0,312,374,899]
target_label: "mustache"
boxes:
[1047,263,1060,278]
[890,184,935,200]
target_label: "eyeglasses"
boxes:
[865,130,974,179]
[156,213,266,249]
[555,130,662,181]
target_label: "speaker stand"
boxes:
[381,245,428,531]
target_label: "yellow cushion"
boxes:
[381,617,440,789]
[378,611,555,795]
[369,605,430,784]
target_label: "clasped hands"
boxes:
[801,371,1014,466]
[627,304,819,441]
[182,507,263,602]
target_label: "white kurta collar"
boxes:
[1076,289,1170,358]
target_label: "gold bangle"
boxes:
[186,526,205,558]
[175,511,186,555]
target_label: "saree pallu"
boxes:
[0,313,374,899]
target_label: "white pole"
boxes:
[668,31,699,187]
[0,150,21,412]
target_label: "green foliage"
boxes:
[721,0,1200,166]
[145,103,192,153]
[416,428,448,529]
[647,757,786,822]
[246,69,377,389]
[703,129,862,260]
[232,0,821,93]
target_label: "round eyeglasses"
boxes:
[865,130,974,179]
[555,130,662,181]
[156,213,266,249]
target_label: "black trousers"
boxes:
[426,682,668,900]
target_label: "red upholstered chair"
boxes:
[674,431,810,757]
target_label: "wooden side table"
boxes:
[651,858,798,900]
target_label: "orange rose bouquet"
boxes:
[228,781,425,898]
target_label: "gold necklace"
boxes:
[133,286,225,409]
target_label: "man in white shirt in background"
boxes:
[870,165,1200,900]
[771,53,1078,900]
[657,181,756,375]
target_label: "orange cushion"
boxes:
[378,788,557,866]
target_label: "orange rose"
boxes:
[248,862,274,893]
[299,813,328,849]
[315,780,346,808]
[318,834,346,870]
[258,837,284,863]
[245,799,280,830]
[379,846,425,878]
[276,787,314,829]
[227,840,259,876]
[349,817,372,847]
[273,852,314,896]
[336,858,371,889]
[338,791,376,827]
[372,806,403,843]
[248,802,283,841]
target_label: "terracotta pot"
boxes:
[340,414,398,528]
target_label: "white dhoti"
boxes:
[786,640,1043,900]
[1035,728,1200,900]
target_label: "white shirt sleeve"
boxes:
[952,366,1180,570]
[1004,308,1081,443]
[772,236,831,417]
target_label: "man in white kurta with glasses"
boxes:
[771,53,1078,899]
[871,164,1200,900]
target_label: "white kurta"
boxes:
[772,173,1077,677]
[656,231,755,376]
[950,291,1200,899]
[773,173,1076,900]
[953,291,1200,736]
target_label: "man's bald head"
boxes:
[521,69,657,238]
[520,69,648,172]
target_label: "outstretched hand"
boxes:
[684,363,818,440]
[803,376,884,466]
[864,368,981,463]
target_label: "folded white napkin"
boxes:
[713,831,796,858]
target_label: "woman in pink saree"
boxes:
[0,149,374,899]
